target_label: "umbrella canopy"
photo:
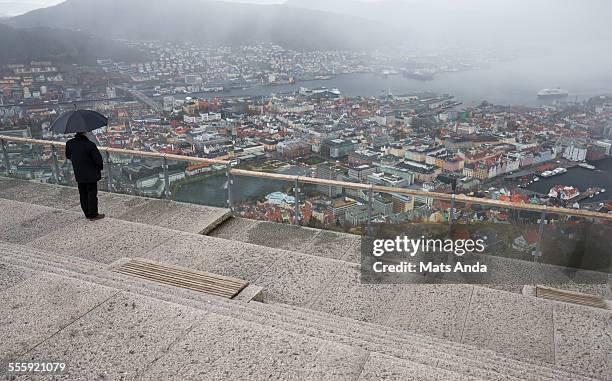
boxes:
[49,110,108,134]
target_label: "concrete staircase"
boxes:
[2,242,605,381]
[1,177,610,380]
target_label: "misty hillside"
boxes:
[0,24,147,65]
[7,0,402,50]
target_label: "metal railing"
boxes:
[2,134,612,227]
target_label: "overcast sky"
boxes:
[2,0,610,49]
[2,0,598,15]
[0,0,417,17]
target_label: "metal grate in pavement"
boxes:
[113,259,248,299]
[535,285,608,310]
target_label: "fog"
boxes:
[285,0,612,95]
[6,0,612,50]
[2,0,611,97]
[286,0,612,48]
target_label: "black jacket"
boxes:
[66,134,104,183]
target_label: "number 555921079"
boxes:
[5,362,67,374]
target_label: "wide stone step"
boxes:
[1,243,600,381]
[0,243,232,305]
[208,217,361,263]
[251,301,596,381]
[0,177,231,234]
[0,268,472,380]
[247,301,597,381]
[1,246,476,380]
[0,199,358,308]
[0,248,488,380]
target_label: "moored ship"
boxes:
[537,88,568,99]
[540,167,567,177]
[402,70,434,81]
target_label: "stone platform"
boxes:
[0,177,610,380]
[0,177,231,234]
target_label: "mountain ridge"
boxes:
[7,0,402,50]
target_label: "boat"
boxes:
[541,167,567,177]
[537,88,569,99]
[402,70,434,81]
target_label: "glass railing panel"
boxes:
[231,173,298,224]
[450,200,540,291]
[2,140,55,184]
[535,211,611,294]
[1,139,22,179]
[54,145,77,187]
[359,191,456,284]
[0,139,7,176]
[296,180,370,235]
[368,190,450,237]
[166,158,228,208]
[104,152,165,199]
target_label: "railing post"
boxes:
[366,186,373,235]
[294,176,300,225]
[51,145,61,184]
[534,208,546,261]
[226,164,233,211]
[448,194,455,238]
[162,155,170,200]
[105,151,113,192]
[1,139,10,176]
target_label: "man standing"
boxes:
[66,132,105,220]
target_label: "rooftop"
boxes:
[0,177,610,380]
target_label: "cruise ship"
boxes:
[537,88,569,99]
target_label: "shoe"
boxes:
[88,214,106,221]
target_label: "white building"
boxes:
[593,140,612,155]
[265,191,295,206]
[106,86,116,99]
[563,143,587,162]
[163,96,175,112]
[348,164,376,182]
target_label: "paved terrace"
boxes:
[0,177,610,380]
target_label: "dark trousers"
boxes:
[77,182,98,218]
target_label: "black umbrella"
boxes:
[49,109,108,134]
